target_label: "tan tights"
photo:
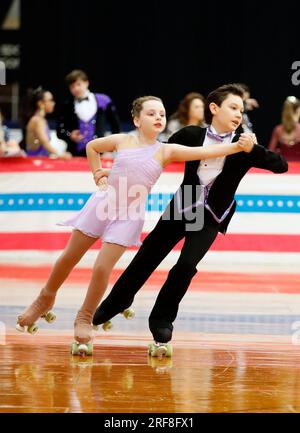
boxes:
[19,230,126,337]
[46,230,126,312]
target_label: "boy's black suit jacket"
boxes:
[167,126,288,234]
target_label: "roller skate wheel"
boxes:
[156,345,168,359]
[92,325,99,331]
[122,308,135,319]
[148,343,172,358]
[70,342,79,355]
[148,343,157,356]
[165,344,173,357]
[71,341,93,356]
[78,344,88,357]
[102,320,113,331]
[27,323,38,334]
[16,323,25,333]
[42,311,56,323]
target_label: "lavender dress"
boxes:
[58,142,163,247]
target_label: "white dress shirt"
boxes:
[197,125,235,186]
[74,90,98,122]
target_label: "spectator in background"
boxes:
[0,108,26,157]
[165,92,206,139]
[20,87,72,159]
[57,70,120,157]
[268,96,300,161]
[237,83,259,133]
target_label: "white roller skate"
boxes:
[70,341,93,357]
[148,342,173,359]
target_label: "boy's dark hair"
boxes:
[65,70,89,86]
[204,83,244,124]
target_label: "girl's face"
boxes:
[188,98,204,122]
[134,100,166,134]
[39,91,55,114]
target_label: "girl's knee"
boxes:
[93,263,110,278]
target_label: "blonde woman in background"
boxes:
[268,96,300,161]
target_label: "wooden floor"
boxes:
[1,267,300,413]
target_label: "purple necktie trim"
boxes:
[207,126,232,142]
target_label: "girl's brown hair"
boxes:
[131,96,163,118]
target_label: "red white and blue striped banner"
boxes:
[0,157,300,256]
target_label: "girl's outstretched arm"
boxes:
[163,135,254,165]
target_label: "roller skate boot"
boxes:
[16,288,56,334]
[71,309,94,357]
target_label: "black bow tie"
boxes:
[76,96,89,103]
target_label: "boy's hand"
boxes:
[237,133,256,153]
[70,129,84,143]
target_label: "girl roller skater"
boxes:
[16,95,254,356]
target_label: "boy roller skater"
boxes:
[17,95,250,357]
[93,83,288,357]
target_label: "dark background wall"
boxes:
[20,0,300,145]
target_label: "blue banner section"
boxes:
[0,192,300,213]
[1,305,298,335]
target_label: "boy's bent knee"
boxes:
[171,261,197,279]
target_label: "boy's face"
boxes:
[69,79,89,99]
[210,94,243,132]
